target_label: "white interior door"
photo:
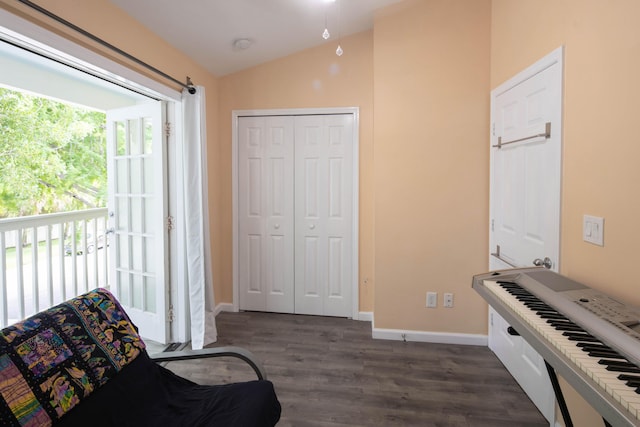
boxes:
[106,101,169,344]
[491,52,562,271]
[238,116,295,313]
[489,47,563,424]
[294,115,353,316]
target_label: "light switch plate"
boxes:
[583,215,604,246]
[426,292,437,308]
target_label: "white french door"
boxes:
[237,113,355,317]
[489,47,563,424]
[106,101,169,344]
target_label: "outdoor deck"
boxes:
[0,208,109,328]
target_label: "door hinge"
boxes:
[492,123,495,136]
[167,215,175,231]
[164,121,171,137]
[491,219,494,232]
[168,305,175,323]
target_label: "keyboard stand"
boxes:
[545,360,574,427]
[509,322,575,427]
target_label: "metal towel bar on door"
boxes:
[490,244,518,268]
[493,122,551,149]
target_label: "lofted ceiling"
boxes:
[108,0,403,77]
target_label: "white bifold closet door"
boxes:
[238,114,353,317]
[238,116,295,313]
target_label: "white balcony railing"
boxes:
[0,208,109,328]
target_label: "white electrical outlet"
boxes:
[444,293,454,308]
[426,292,437,308]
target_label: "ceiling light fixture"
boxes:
[322,0,331,40]
[321,0,343,56]
[232,38,252,51]
[335,0,343,56]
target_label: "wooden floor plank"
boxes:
[161,311,548,426]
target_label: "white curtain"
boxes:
[181,85,217,349]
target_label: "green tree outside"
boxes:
[0,87,106,218]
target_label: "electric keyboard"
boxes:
[472,267,640,427]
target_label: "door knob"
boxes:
[533,257,552,269]
[309,224,315,230]
[274,224,280,229]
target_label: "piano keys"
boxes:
[473,267,640,427]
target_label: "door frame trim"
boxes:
[232,107,360,319]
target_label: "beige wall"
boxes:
[372,0,491,334]
[492,0,640,307]
[218,31,375,309]
[492,1,640,424]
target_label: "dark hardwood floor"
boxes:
[160,311,548,427]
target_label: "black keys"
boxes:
[598,360,640,374]
[551,323,586,332]
[577,343,611,350]
[540,313,569,320]
[589,351,627,360]
[578,343,626,359]
[565,334,601,343]
[618,374,640,385]
[618,374,640,393]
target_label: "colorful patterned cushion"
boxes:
[0,289,145,426]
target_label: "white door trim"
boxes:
[232,107,360,319]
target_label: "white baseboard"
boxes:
[214,302,235,316]
[372,327,488,346]
[356,311,373,322]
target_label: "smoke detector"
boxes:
[233,38,253,51]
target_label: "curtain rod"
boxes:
[17,0,197,94]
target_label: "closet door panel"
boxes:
[295,115,353,316]
[238,116,294,313]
